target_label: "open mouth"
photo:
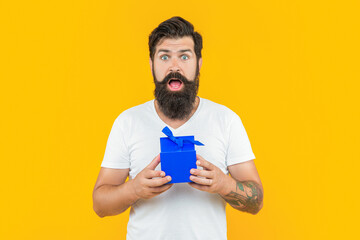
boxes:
[168,78,183,91]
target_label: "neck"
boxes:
[154,96,200,129]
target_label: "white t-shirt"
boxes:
[101,97,256,240]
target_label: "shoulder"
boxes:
[113,100,154,126]
[200,97,238,119]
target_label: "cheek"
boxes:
[154,69,166,81]
[186,65,198,80]
[153,63,166,80]
[191,68,197,78]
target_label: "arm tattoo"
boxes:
[221,181,263,214]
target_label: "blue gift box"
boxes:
[160,127,204,184]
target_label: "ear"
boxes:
[149,58,153,75]
[198,58,203,71]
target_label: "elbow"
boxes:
[250,204,263,215]
[250,199,264,215]
[94,210,105,218]
[93,203,106,218]
[243,194,263,215]
[93,204,127,218]
[92,192,107,218]
[92,197,127,218]
[251,187,264,215]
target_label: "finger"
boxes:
[146,154,161,170]
[196,155,214,170]
[146,176,172,187]
[190,168,214,179]
[151,183,174,193]
[188,182,209,192]
[156,184,174,194]
[144,169,166,179]
[189,175,213,185]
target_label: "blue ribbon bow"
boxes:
[162,126,204,148]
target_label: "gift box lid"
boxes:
[160,126,204,152]
[160,136,196,152]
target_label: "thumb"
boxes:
[146,154,161,170]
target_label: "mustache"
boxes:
[158,72,192,85]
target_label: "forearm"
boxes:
[219,175,263,215]
[93,179,139,218]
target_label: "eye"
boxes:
[161,55,169,60]
[181,55,189,60]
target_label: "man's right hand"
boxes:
[130,154,173,200]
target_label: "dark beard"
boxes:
[153,64,200,120]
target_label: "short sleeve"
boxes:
[226,114,256,166]
[101,116,130,169]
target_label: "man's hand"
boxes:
[131,154,173,200]
[188,155,263,214]
[188,155,232,195]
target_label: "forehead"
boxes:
[155,36,195,53]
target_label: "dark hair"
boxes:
[148,16,203,62]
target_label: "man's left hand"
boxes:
[188,155,233,195]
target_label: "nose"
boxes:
[169,58,180,73]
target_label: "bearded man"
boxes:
[93,16,263,240]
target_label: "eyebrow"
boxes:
[157,49,193,54]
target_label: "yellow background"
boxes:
[1,0,359,239]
